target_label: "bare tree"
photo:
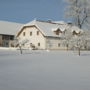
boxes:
[81,30,90,50]
[61,26,73,50]
[71,30,90,55]
[14,37,29,54]
[65,0,90,29]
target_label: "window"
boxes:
[56,31,59,35]
[37,31,39,35]
[72,31,80,36]
[10,36,14,40]
[23,32,25,36]
[54,30,61,35]
[30,32,32,36]
[58,43,60,47]
[38,43,40,46]
[6,42,8,45]
[2,35,9,40]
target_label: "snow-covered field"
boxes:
[0,49,90,90]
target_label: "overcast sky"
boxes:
[0,0,67,23]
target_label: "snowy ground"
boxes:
[0,49,90,90]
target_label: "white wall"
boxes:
[18,26,67,50]
[46,37,67,50]
[18,26,46,49]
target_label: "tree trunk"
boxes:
[78,47,80,56]
[19,46,22,54]
[66,44,69,51]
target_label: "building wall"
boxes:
[18,26,46,49]
[17,26,67,50]
[46,37,67,50]
[0,34,14,47]
[0,35,2,46]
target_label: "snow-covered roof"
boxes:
[17,19,83,37]
[22,20,68,37]
[54,21,67,25]
[71,26,83,33]
[0,21,23,35]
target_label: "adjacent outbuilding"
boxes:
[0,21,23,47]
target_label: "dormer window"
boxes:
[72,31,80,35]
[52,28,62,35]
[71,26,82,36]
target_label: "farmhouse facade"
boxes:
[16,20,82,50]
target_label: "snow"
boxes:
[0,21,23,35]
[71,26,83,33]
[0,47,17,50]
[0,50,90,90]
[19,20,84,38]
[54,21,67,24]
[22,20,68,37]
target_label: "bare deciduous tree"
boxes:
[14,37,29,54]
[65,0,90,29]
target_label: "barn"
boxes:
[0,21,23,47]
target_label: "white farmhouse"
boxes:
[16,20,82,50]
